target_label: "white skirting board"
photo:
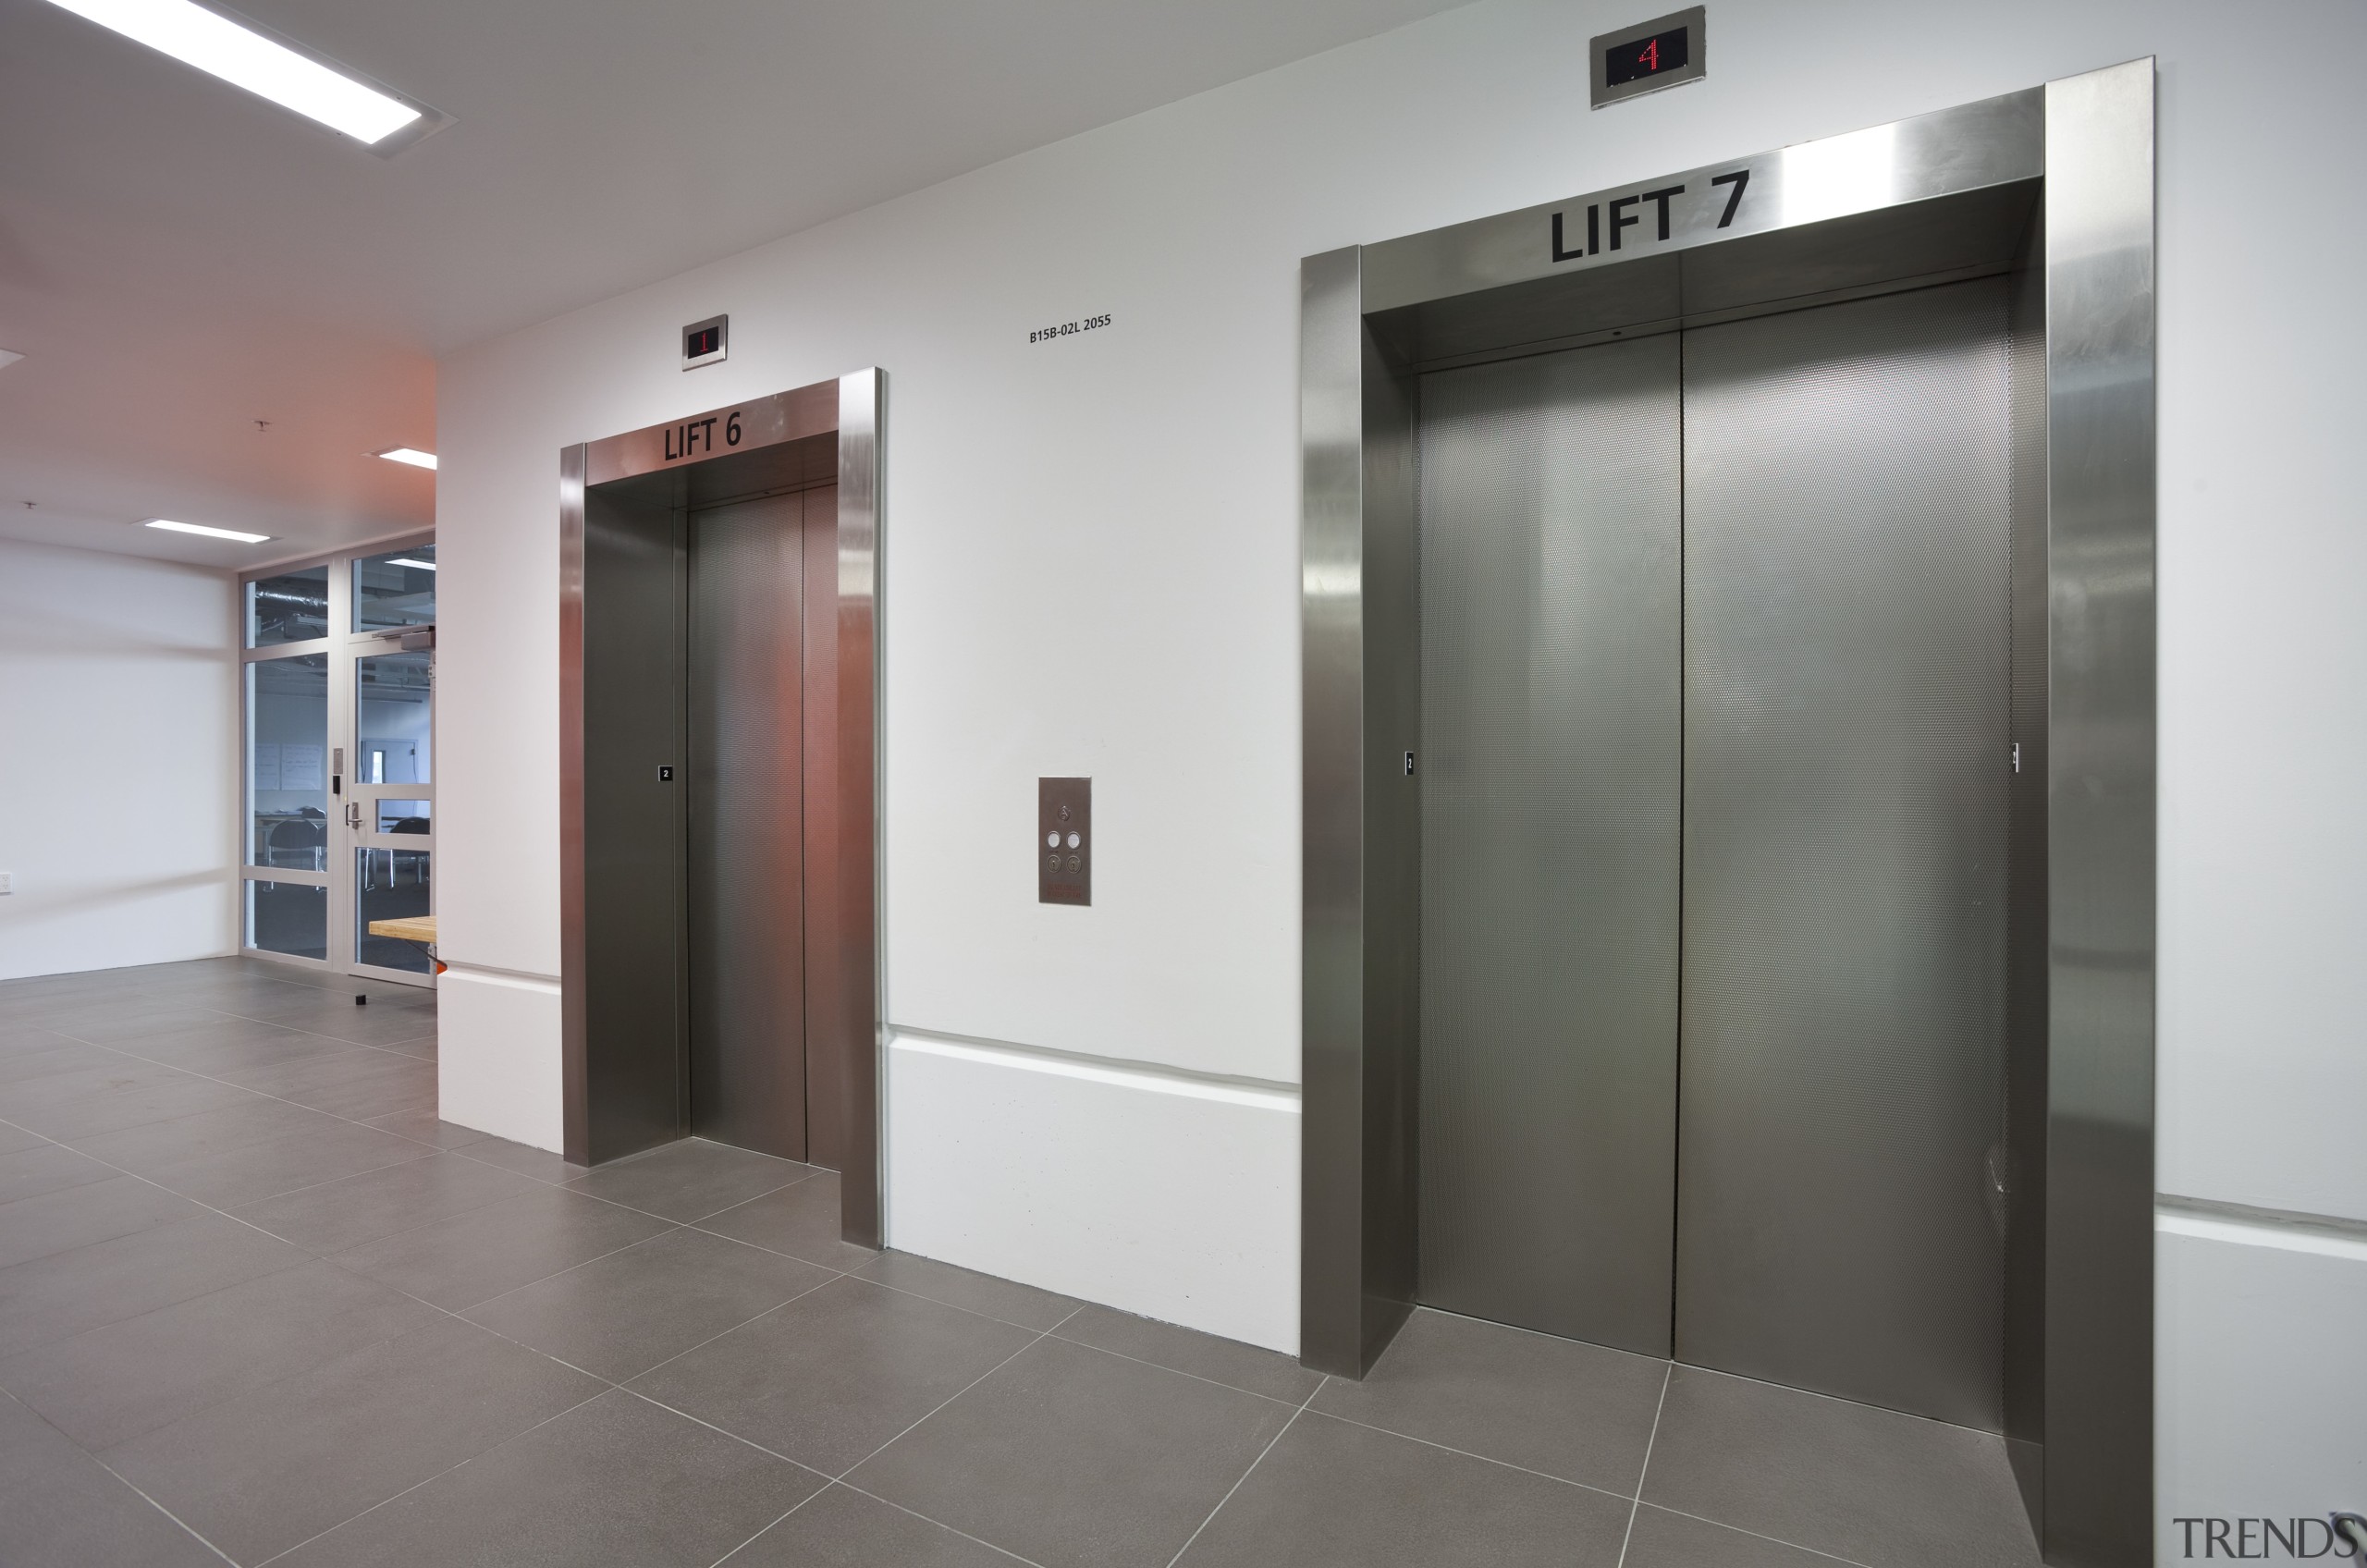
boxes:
[2155,1205,2367,1537]
[436,966,563,1153]
[884,1028,1302,1354]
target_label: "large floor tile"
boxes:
[105,1314,604,1564]
[0,1174,204,1270]
[733,1482,1024,1567]
[0,1258,442,1449]
[0,1121,46,1157]
[211,1046,433,1099]
[275,1064,438,1121]
[0,1211,308,1355]
[1624,1504,1858,1567]
[469,1224,834,1381]
[67,1095,346,1174]
[0,1142,117,1207]
[138,1119,436,1208]
[277,1387,822,1568]
[453,1131,583,1183]
[227,962,422,1006]
[220,992,438,1049]
[26,999,229,1046]
[697,1167,877,1266]
[1056,1303,1324,1404]
[1640,1366,2042,1568]
[215,1050,438,1121]
[566,1137,813,1221]
[333,1182,672,1311]
[856,1249,1080,1331]
[0,1040,118,1086]
[0,1068,263,1142]
[632,1275,1034,1474]
[0,1002,67,1032]
[0,1022,74,1054]
[852,1334,1294,1568]
[98,1015,338,1076]
[359,1109,488,1149]
[0,1390,222,1568]
[0,1058,183,1112]
[114,964,325,1004]
[1310,1307,1667,1493]
[1173,1409,1633,1568]
[230,1149,542,1253]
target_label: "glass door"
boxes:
[240,538,436,987]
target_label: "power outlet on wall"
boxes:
[0,872,12,894]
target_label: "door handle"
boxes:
[345,802,362,829]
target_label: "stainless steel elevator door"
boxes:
[1417,335,1684,1355]
[688,492,808,1160]
[1677,279,2012,1428]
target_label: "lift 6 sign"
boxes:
[661,409,744,463]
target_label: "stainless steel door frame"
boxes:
[560,371,886,1249]
[1299,62,2153,1564]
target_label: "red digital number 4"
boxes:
[1638,38,1660,71]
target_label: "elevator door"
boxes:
[687,491,809,1160]
[1417,335,1683,1356]
[1677,281,2010,1428]
[1416,278,2011,1427]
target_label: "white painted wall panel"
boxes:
[885,1031,1299,1351]
[437,966,564,1151]
[0,539,236,981]
[2157,1218,2367,1548]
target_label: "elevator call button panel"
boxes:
[1038,777,1091,906]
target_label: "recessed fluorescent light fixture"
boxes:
[374,447,437,470]
[386,557,436,571]
[144,518,273,544]
[39,0,448,153]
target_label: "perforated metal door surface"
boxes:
[688,492,807,1160]
[1677,279,2012,1429]
[1417,334,1683,1354]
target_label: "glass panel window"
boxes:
[248,879,327,960]
[356,652,433,783]
[374,800,432,834]
[356,850,432,974]
[249,655,329,867]
[354,545,436,632]
[248,564,330,647]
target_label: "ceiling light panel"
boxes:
[144,518,272,543]
[386,557,436,570]
[0,349,22,370]
[374,447,437,470]
[40,0,436,148]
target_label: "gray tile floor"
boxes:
[0,958,2045,1567]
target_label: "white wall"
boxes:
[435,0,2367,1545]
[0,537,237,980]
[2157,1214,2367,1539]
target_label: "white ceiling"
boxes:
[0,0,1468,570]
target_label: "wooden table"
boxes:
[366,914,437,944]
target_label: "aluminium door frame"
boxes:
[1298,62,2153,1564]
[239,529,439,988]
[558,370,886,1249]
